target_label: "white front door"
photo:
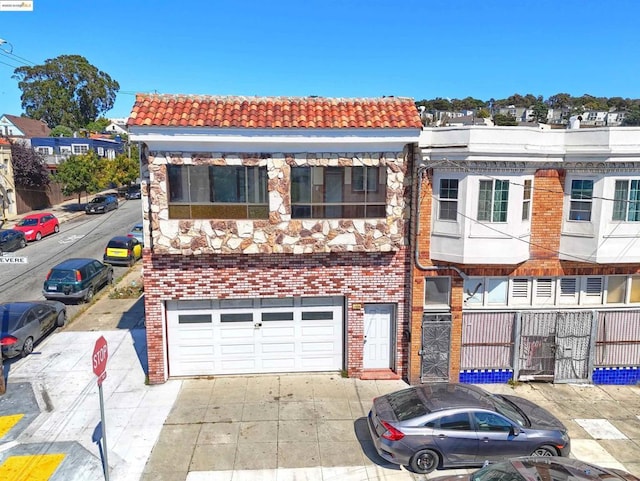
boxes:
[363,304,394,369]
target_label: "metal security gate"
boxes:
[518,311,595,383]
[421,314,452,382]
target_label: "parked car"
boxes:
[367,383,570,474]
[43,258,113,303]
[0,229,27,254]
[125,185,141,200]
[430,456,640,481]
[13,212,59,241]
[85,194,119,214]
[103,235,142,266]
[0,301,66,358]
[127,223,144,246]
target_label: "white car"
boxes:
[127,223,144,246]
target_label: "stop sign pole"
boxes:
[93,336,110,481]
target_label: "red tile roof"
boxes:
[127,94,423,129]
[0,138,9,145]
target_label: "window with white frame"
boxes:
[522,179,532,221]
[438,179,458,221]
[606,276,626,303]
[60,146,72,154]
[569,180,593,221]
[613,180,640,221]
[462,275,640,309]
[424,277,451,307]
[72,144,89,154]
[97,147,104,156]
[478,179,509,222]
[463,277,484,305]
[510,278,530,305]
[582,277,603,304]
[36,146,52,155]
[486,278,508,305]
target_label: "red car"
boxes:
[13,213,60,241]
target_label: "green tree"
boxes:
[86,117,111,133]
[531,101,549,123]
[622,106,640,126]
[49,125,74,137]
[55,151,103,203]
[476,108,490,118]
[13,55,119,129]
[101,153,140,187]
[8,140,50,187]
[493,113,518,126]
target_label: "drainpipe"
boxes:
[414,162,468,281]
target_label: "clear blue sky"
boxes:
[1,0,639,120]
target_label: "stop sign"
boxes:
[92,336,108,384]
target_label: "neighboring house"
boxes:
[105,118,128,136]
[413,125,640,386]
[30,136,125,166]
[0,114,50,142]
[606,110,626,126]
[0,137,17,221]
[128,94,423,384]
[580,110,608,127]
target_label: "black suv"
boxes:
[85,194,119,214]
[125,185,141,200]
[43,258,113,303]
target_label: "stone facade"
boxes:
[145,151,410,255]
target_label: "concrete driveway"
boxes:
[141,376,640,481]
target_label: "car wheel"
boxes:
[56,311,66,327]
[532,445,557,456]
[84,287,94,303]
[35,232,42,241]
[21,337,34,357]
[409,449,439,474]
[19,239,26,249]
[54,225,60,233]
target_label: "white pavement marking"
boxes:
[575,418,628,439]
[186,466,416,481]
[570,439,626,467]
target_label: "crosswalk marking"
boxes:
[0,414,24,439]
[0,454,65,481]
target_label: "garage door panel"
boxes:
[168,301,343,376]
[261,326,295,337]
[261,342,295,353]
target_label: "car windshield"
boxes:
[489,394,528,427]
[91,197,106,203]
[49,270,76,282]
[17,218,37,226]
[131,226,142,233]
[386,388,430,421]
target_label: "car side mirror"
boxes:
[511,426,521,436]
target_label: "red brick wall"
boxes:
[143,247,410,384]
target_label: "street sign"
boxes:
[0,256,27,264]
[92,336,108,385]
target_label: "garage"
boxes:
[166,297,344,376]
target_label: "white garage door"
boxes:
[166,297,344,376]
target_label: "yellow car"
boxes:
[103,236,142,267]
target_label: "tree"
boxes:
[13,55,119,129]
[100,153,140,188]
[49,125,74,137]
[622,106,640,126]
[55,151,103,203]
[531,101,549,123]
[8,140,50,187]
[86,117,110,133]
[493,113,518,126]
